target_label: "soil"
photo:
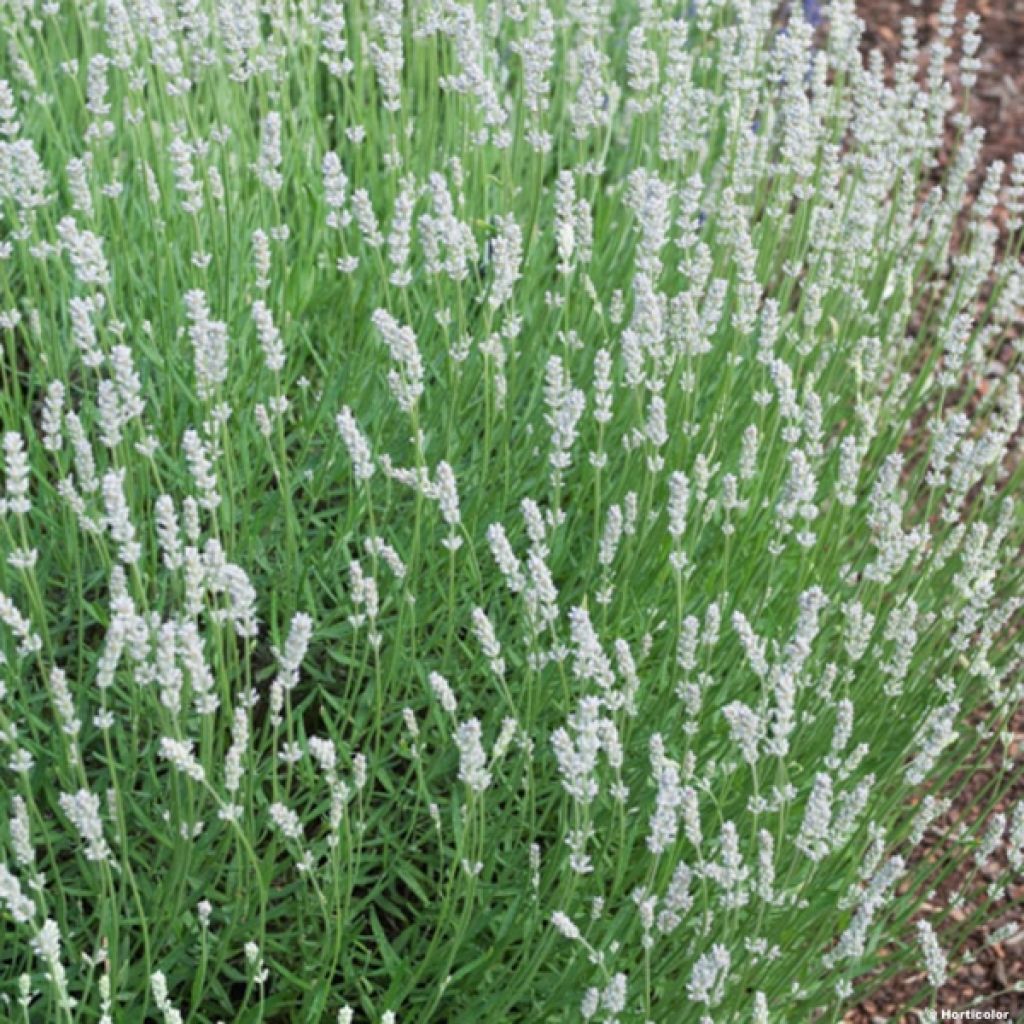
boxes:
[841,712,1024,1022]
[838,3,1024,1021]
[857,0,1024,171]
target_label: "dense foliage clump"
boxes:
[0,0,1022,1020]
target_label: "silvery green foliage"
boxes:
[0,0,1021,1021]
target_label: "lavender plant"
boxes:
[0,0,1022,1021]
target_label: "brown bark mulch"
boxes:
[858,0,1024,171]
[839,3,1024,1021]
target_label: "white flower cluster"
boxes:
[0,0,1019,1022]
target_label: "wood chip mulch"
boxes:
[840,2,1024,1020]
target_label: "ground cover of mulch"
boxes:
[842,712,1024,1022]
[858,0,1024,170]
[841,5,1024,1020]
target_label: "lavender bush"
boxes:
[0,0,1022,1021]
